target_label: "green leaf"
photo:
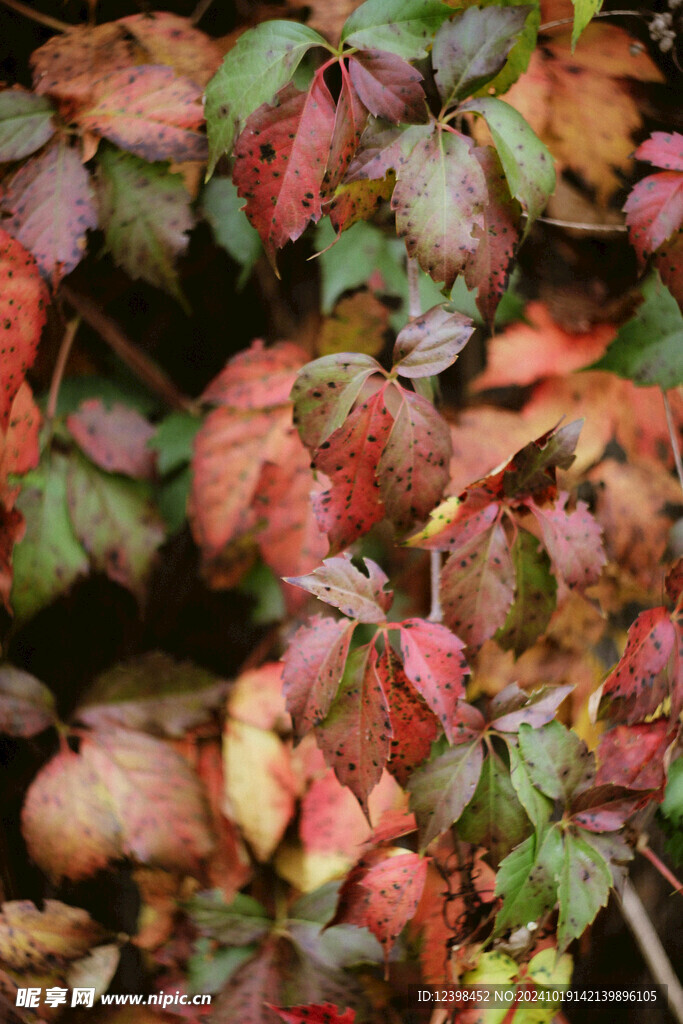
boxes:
[66,453,166,603]
[407,739,484,850]
[461,950,518,1024]
[158,467,191,534]
[557,830,612,951]
[0,90,55,161]
[507,742,553,831]
[658,756,683,865]
[457,747,532,865]
[496,529,557,657]
[188,890,272,946]
[316,220,408,314]
[470,0,540,96]
[589,274,683,389]
[95,147,193,308]
[188,938,255,996]
[290,351,383,450]
[11,454,89,623]
[204,21,327,177]
[432,5,532,106]
[149,412,201,476]
[518,721,595,804]
[459,97,555,234]
[202,177,262,288]
[571,0,603,49]
[494,825,563,935]
[341,0,454,59]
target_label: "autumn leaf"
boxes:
[95,147,195,305]
[379,647,440,786]
[269,1004,355,1024]
[75,66,208,163]
[299,770,372,860]
[624,132,683,279]
[323,63,368,197]
[392,302,474,377]
[340,0,453,59]
[488,681,573,731]
[286,555,393,623]
[0,665,57,737]
[0,900,109,974]
[282,615,357,740]
[233,78,336,268]
[495,529,557,657]
[596,607,676,725]
[528,492,606,593]
[0,230,49,428]
[204,340,307,410]
[66,398,157,480]
[456,747,531,865]
[0,89,55,161]
[556,830,611,951]
[118,12,222,88]
[348,50,426,125]
[1,138,97,285]
[291,352,383,449]
[31,22,142,105]
[397,618,469,740]
[407,739,484,848]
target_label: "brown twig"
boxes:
[46,316,80,421]
[60,284,195,413]
[190,0,216,26]
[639,840,683,894]
[539,9,646,32]
[536,215,628,233]
[0,0,71,32]
[662,389,683,496]
[617,878,683,1024]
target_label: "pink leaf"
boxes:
[376,647,439,786]
[393,303,474,378]
[2,139,97,284]
[67,399,157,479]
[323,64,367,197]
[634,131,683,171]
[268,1003,355,1024]
[624,170,683,265]
[528,492,606,591]
[398,619,469,742]
[202,340,307,409]
[600,607,676,724]
[0,231,48,427]
[286,554,392,623]
[234,78,336,266]
[282,614,356,740]
[348,51,426,125]
[299,771,371,858]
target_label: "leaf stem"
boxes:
[60,284,196,413]
[662,389,683,496]
[638,841,683,894]
[0,0,72,32]
[617,877,683,1024]
[539,9,647,31]
[46,316,80,422]
[535,215,628,233]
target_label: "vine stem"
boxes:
[539,9,646,31]
[618,878,683,1024]
[535,215,627,233]
[190,0,215,25]
[407,256,443,623]
[662,389,683,496]
[638,841,683,894]
[46,316,80,422]
[0,0,71,32]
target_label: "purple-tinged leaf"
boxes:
[408,738,484,850]
[66,399,157,480]
[596,721,670,791]
[528,492,606,591]
[348,51,426,125]
[432,5,532,106]
[0,666,57,737]
[0,90,55,161]
[557,830,611,952]
[377,386,452,533]
[316,644,393,815]
[313,388,393,554]
[282,614,356,740]
[291,353,383,450]
[233,78,336,267]
[391,125,487,288]
[346,118,431,182]
[490,682,573,732]
[570,785,646,833]
[518,721,596,804]
[285,554,392,623]
[378,647,439,786]
[398,619,469,741]
[440,519,515,650]
[502,420,581,501]
[392,303,474,377]
[495,528,556,657]
[464,146,521,326]
[457,748,531,865]
[598,607,675,724]
[323,64,367,197]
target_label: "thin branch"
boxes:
[539,9,647,32]
[46,316,80,422]
[0,0,71,32]
[60,284,195,413]
[639,842,683,895]
[407,254,421,321]
[190,0,215,26]
[662,389,683,496]
[617,877,683,1024]
[533,214,628,233]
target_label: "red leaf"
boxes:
[571,784,646,832]
[76,66,207,162]
[528,492,606,592]
[2,139,97,284]
[202,340,307,409]
[348,51,426,125]
[31,22,140,104]
[654,226,683,308]
[0,505,24,614]
[635,131,683,171]
[323,64,367,197]
[596,721,670,791]
[666,558,683,605]
[67,399,157,480]
[313,387,393,554]
[330,848,427,963]
[624,170,683,265]
[268,1003,355,1024]
[291,352,382,450]
[600,607,676,724]
[398,619,469,742]
[464,147,521,326]
[118,12,222,88]
[315,644,393,814]
[234,78,336,266]
[0,382,41,483]
[282,614,356,740]
[0,230,47,428]
[299,771,371,858]
[377,386,452,533]
[439,520,516,650]
[378,647,439,786]
[346,120,431,184]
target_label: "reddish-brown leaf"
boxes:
[624,171,683,266]
[600,607,675,724]
[0,231,47,429]
[0,505,24,614]
[570,783,646,832]
[76,66,207,163]
[398,619,469,741]
[118,12,223,88]
[666,558,683,605]
[596,721,670,791]
[464,147,521,326]
[291,352,383,450]
[0,900,108,973]
[315,644,392,814]
[0,382,41,483]
[528,492,605,592]
[0,665,57,737]
[31,22,141,105]
[67,399,157,480]
[1,139,97,285]
[313,387,393,553]
[348,50,426,125]
[269,1005,355,1024]
[377,647,439,787]
[282,614,356,740]
[202,340,307,409]
[233,78,336,266]
[323,63,367,197]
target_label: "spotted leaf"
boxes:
[118,11,222,88]
[528,492,606,592]
[398,618,469,741]
[340,0,453,60]
[323,64,368,197]
[377,647,439,786]
[598,607,676,724]
[624,132,683,265]
[392,302,474,378]
[557,830,611,952]
[268,1004,355,1024]
[0,90,55,161]
[518,721,596,805]
[0,230,48,428]
[66,399,157,481]
[495,528,557,658]
[291,352,383,450]
[407,738,484,849]
[348,50,426,125]
[457,748,532,865]
[286,555,392,623]
[282,615,356,740]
